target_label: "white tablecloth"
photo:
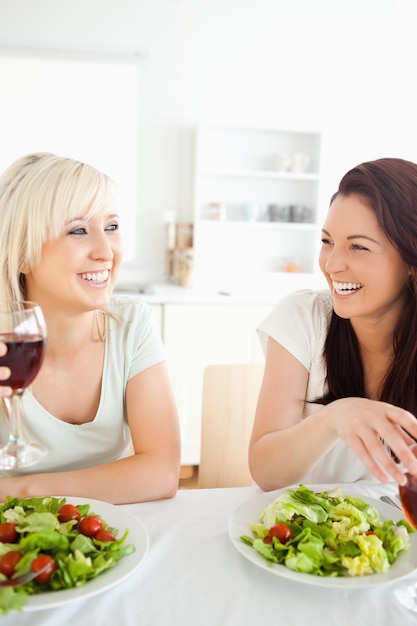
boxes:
[3,482,417,625]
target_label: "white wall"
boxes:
[0,55,140,261]
[0,0,416,285]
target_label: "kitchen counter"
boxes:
[115,272,328,305]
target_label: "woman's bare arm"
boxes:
[0,362,181,504]
[249,337,339,490]
[249,337,417,490]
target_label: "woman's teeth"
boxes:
[79,270,109,283]
[333,281,363,295]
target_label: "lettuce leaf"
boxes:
[241,484,413,578]
[260,485,330,526]
[0,496,135,614]
[0,587,28,615]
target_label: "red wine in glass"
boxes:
[0,301,47,469]
[0,333,45,391]
[395,443,417,612]
[399,473,417,528]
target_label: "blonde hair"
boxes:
[0,153,115,302]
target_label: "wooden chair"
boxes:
[198,363,264,488]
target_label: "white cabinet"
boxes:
[162,302,271,465]
[193,125,322,291]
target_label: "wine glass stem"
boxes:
[4,393,25,445]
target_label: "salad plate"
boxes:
[228,489,417,588]
[23,497,149,611]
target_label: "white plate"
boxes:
[228,489,417,588]
[23,497,149,611]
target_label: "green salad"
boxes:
[0,496,135,614]
[240,485,414,577]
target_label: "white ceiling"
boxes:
[0,0,181,55]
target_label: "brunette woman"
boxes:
[250,158,417,489]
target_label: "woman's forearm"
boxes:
[0,452,181,504]
[249,405,338,491]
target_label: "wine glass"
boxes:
[0,301,47,469]
[394,443,417,611]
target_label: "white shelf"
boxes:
[193,124,322,287]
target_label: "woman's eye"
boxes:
[105,223,119,232]
[69,227,87,235]
[351,243,368,251]
[321,238,332,245]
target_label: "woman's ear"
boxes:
[408,266,417,281]
[19,264,30,275]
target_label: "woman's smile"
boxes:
[332,281,364,296]
[78,269,111,286]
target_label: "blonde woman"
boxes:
[0,153,181,503]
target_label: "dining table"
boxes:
[2,480,417,626]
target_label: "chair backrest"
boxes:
[198,363,264,488]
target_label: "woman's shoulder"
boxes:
[106,294,150,316]
[258,288,332,337]
[257,289,332,370]
[104,294,155,333]
[276,288,332,317]
[107,293,148,306]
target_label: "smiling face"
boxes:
[319,193,411,324]
[22,208,123,315]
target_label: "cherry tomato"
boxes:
[78,515,103,537]
[95,529,117,542]
[31,555,57,584]
[0,550,23,578]
[268,523,292,544]
[58,503,81,524]
[0,522,18,543]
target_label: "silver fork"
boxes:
[0,564,49,587]
[380,495,402,510]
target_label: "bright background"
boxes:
[0,0,416,285]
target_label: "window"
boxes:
[0,52,140,262]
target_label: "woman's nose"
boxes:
[323,247,347,274]
[91,232,114,260]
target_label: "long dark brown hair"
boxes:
[316,158,417,415]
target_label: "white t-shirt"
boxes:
[257,289,379,484]
[0,295,166,476]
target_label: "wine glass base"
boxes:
[394,582,417,612]
[0,442,47,470]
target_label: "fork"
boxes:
[0,564,48,587]
[380,495,402,510]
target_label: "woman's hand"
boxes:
[0,342,12,397]
[250,337,417,489]
[327,397,417,484]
